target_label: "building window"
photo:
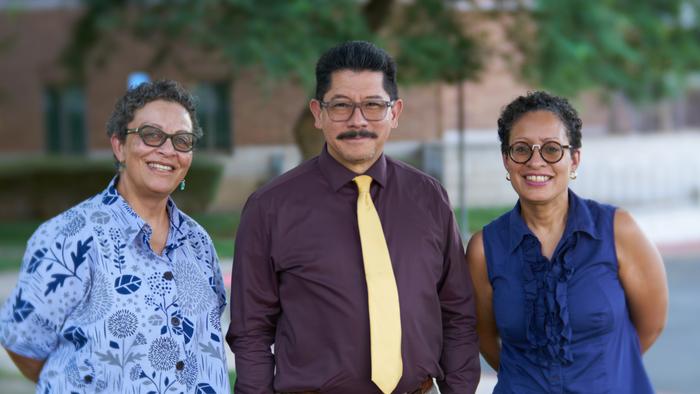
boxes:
[195,82,232,152]
[44,85,86,154]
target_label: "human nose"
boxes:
[346,103,369,127]
[156,135,177,154]
[527,145,546,166]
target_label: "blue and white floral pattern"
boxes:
[0,178,230,393]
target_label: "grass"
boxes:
[0,206,509,272]
[229,371,237,389]
[461,206,511,233]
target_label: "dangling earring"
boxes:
[179,180,186,191]
[506,173,511,181]
[115,161,126,171]
[569,170,577,180]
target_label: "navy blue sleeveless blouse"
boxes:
[482,190,653,393]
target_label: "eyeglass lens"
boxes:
[137,126,195,152]
[509,141,565,164]
[324,99,390,121]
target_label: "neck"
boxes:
[519,192,569,236]
[328,149,381,175]
[116,176,170,229]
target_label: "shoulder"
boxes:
[173,208,214,245]
[575,193,617,222]
[613,208,643,247]
[466,230,490,281]
[387,156,449,203]
[249,156,321,202]
[482,208,512,240]
[466,230,485,259]
[29,196,100,245]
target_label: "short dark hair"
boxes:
[497,91,582,154]
[314,41,398,101]
[106,79,202,141]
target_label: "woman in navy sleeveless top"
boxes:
[466,91,668,393]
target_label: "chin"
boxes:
[144,181,178,197]
[518,187,566,204]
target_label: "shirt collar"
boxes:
[508,189,601,253]
[318,144,388,192]
[100,176,183,245]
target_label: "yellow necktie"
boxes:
[353,175,403,394]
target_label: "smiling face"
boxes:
[309,69,403,174]
[503,110,580,205]
[111,100,193,201]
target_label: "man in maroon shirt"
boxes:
[227,41,480,394]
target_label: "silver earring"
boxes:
[115,161,126,171]
[179,180,186,191]
[506,173,511,181]
[570,170,577,180]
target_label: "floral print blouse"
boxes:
[0,178,230,394]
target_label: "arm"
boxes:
[225,197,279,394]
[0,219,92,384]
[614,209,669,353]
[436,209,481,394]
[5,349,45,382]
[465,231,501,370]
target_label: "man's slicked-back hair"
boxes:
[497,91,582,154]
[106,79,202,141]
[314,41,399,101]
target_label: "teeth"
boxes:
[148,163,173,171]
[526,175,550,182]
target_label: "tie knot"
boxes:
[353,175,372,193]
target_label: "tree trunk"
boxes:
[292,107,325,159]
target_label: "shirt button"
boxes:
[84,375,93,383]
[163,271,174,281]
[176,361,185,370]
[171,317,181,326]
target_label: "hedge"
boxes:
[0,156,223,220]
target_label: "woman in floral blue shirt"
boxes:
[0,80,231,393]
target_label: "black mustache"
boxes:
[336,130,378,140]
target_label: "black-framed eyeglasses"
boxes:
[319,99,395,122]
[126,125,197,152]
[508,141,572,164]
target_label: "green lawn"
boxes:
[0,206,509,272]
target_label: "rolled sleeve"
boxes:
[226,196,280,394]
[0,223,92,360]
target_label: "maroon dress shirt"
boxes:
[226,147,480,394]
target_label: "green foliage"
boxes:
[64,0,372,88]
[397,0,483,83]
[62,0,483,90]
[509,0,700,102]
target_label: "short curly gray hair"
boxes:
[106,79,202,141]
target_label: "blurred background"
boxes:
[1,0,699,393]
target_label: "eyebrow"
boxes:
[511,137,563,143]
[327,94,388,101]
[139,123,193,134]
